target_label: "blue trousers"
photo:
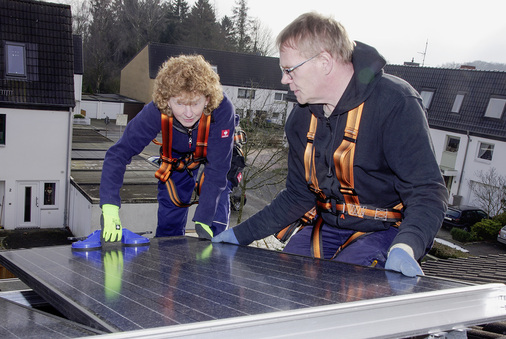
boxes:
[156,170,231,237]
[283,222,398,268]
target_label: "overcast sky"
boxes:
[206,0,506,67]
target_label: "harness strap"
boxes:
[303,103,403,259]
[154,112,211,207]
[316,201,402,222]
[304,116,325,200]
[275,207,317,242]
[311,216,400,260]
[333,103,363,206]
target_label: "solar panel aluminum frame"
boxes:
[79,283,506,339]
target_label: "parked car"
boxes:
[497,226,506,245]
[442,205,489,232]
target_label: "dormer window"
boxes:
[420,89,435,109]
[5,42,27,78]
[484,97,506,119]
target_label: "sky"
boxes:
[204,0,506,67]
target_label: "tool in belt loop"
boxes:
[152,113,211,207]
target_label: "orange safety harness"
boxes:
[276,103,403,259]
[152,113,211,208]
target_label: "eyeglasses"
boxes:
[280,54,320,80]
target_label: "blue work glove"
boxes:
[211,228,239,245]
[195,222,213,240]
[385,247,423,277]
[101,204,122,242]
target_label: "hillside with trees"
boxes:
[55,0,274,94]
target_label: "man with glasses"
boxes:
[213,12,448,277]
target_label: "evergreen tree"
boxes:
[231,0,251,53]
[183,0,221,49]
[84,0,117,93]
[160,0,191,44]
[219,15,236,51]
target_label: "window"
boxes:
[43,183,56,206]
[5,42,26,77]
[484,97,506,119]
[238,88,255,99]
[451,93,465,113]
[274,92,287,101]
[477,142,494,161]
[420,90,435,109]
[445,136,460,152]
[420,90,434,109]
[0,114,5,145]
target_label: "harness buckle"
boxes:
[346,204,366,218]
[339,187,357,196]
[374,208,388,221]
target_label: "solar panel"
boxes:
[1,236,505,338]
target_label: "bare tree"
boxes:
[250,18,276,57]
[469,167,506,217]
[230,85,290,224]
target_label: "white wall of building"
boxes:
[0,108,71,229]
[69,183,158,239]
[223,86,294,125]
[81,100,124,120]
[430,128,506,211]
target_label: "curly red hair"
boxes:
[153,54,223,116]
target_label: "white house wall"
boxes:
[430,128,506,210]
[69,182,158,238]
[81,100,124,120]
[0,108,71,229]
[223,86,294,124]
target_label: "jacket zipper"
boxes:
[187,128,193,149]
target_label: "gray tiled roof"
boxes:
[422,254,506,285]
[148,42,288,91]
[0,0,74,110]
[385,65,506,142]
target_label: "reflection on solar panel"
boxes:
[1,236,505,338]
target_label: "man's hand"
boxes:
[195,222,213,240]
[211,228,239,244]
[385,247,423,277]
[101,204,122,242]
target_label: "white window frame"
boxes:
[42,182,58,208]
[451,93,465,113]
[274,92,287,101]
[484,97,506,119]
[476,142,494,162]
[238,88,256,99]
[420,90,435,109]
[445,135,460,153]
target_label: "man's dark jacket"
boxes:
[233,42,448,260]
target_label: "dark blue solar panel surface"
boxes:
[0,236,470,333]
[0,297,101,338]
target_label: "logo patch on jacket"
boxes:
[221,129,230,138]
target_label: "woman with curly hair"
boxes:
[100,55,237,241]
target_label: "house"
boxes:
[384,65,506,212]
[120,42,294,125]
[0,0,76,230]
[80,93,144,122]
